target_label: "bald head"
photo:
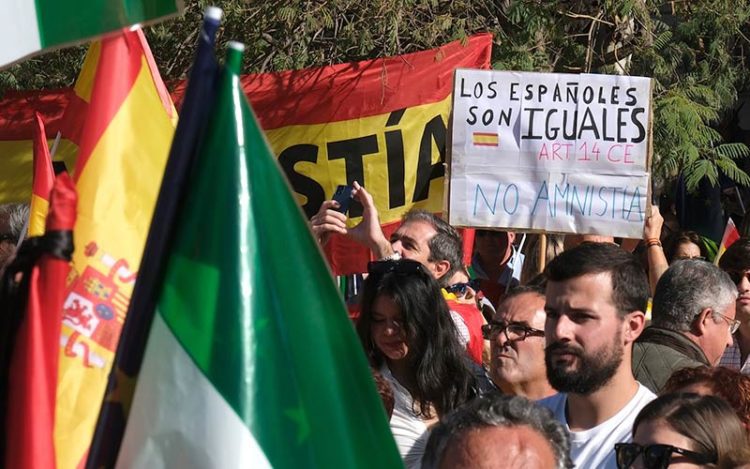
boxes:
[423,395,573,469]
[439,425,557,469]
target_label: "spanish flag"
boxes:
[28,112,56,237]
[53,28,175,469]
[5,173,76,469]
[715,217,740,265]
[472,131,499,147]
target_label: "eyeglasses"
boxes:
[367,259,425,276]
[727,269,750,285]
[713,310,741,334]
[445,279,481,296]
[673,255,706,261]
[481,321,545,341]
[615,443,716,469]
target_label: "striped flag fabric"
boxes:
[5,173,76,469]
[53,27,175,469]
[116,42,401,468]
[715,217,741,265]
[472,131,499,147]
[86,8,224,467]
[0,0,181,67]
[28,112,56,237]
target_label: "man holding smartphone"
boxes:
[311,182,486,365]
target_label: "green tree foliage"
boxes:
[2,0,749,192]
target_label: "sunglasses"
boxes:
[615,443,716,469]
[445,279,481,295]
[727,269,750,285]
[367,259,426,276]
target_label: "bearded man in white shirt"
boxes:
[538,242,656,469]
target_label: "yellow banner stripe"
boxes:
[0,139,78,204]
[266,95,451,225]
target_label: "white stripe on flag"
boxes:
[116,314,271,469]
[0,2,42,66]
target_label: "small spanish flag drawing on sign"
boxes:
[473,131,499,147]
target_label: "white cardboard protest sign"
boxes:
[447,70,652,238]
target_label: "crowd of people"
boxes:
[311,182,750,468]
[4,179,750,467]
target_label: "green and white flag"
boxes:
[0,0,181,67]
[115,42,402,468]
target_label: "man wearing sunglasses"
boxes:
[538,242,655,469]
[718,238,750,375]
[311,182,486,365]
[632,259,738,393]
[482,285,555,400]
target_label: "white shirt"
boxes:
[380,365,429,469]
[538,384,656,468]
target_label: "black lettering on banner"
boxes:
[459,78,472,97]
[521,108,544,140]
[385,109,406,209]
[553,84,562,102]
[545,109,559,140]
[582,86,594,104]
[482,109,493,125]
[413,115,446,202]
[510,82,519,101]
[538,84,548,102]
[577,107,600,140]
[487,81,498,99]
[562,109,578,140]
[616,108,628,143]
[602,108,615,142]
[630,108,646,143]
[566,82,579,103]
[467,106,478,125]
[278,144,326,218]
[625,87,637,106]
[327,135,379,217]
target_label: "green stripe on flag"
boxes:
[34,0,179,46]
[153,44,401,467]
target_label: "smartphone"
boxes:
[332,185,354,214]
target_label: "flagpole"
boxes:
[49,131,62,157]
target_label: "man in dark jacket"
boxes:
[632,259,738,393]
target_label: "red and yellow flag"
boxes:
[715,217,741,265]
[28,112,56,236]
[5,173,77,469]
[54,28,175,469]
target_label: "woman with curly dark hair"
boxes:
[356,259,478,469]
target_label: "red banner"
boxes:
[0,34,492,274]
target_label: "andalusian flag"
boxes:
[0,0,181,67]
[28,112,55,237]
[117,43,400,468]
[54,28,175,468]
